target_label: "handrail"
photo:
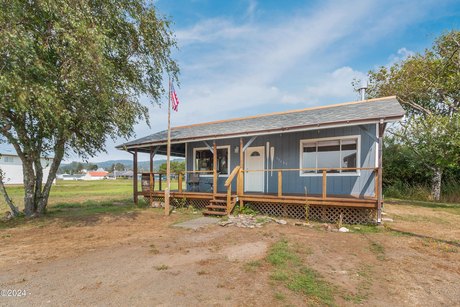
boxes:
[242,167,377,172]
[224,166,240,187]
[225,166,241,214]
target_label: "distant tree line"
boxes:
[59,162,99,174]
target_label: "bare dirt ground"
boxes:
[0,203,459,306]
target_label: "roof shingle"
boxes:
[117,96,404,149]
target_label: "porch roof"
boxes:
[117,96,404,152]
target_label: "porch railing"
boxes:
[141,166,379,212]
[240,167,378,199]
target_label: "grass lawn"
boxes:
[0,179,181,216]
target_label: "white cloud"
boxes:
[303,67,366,105]
[81,0,447,162]
[388,47,415,65]
[245,0,257,19]
[176,18,254,45]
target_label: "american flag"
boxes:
[171,83,180,112]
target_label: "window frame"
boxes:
[299,135,361,177]
[1,155,15,163]
[192,145,231,177]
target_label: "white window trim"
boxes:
[192,145,230,177]
[299,135,361,177]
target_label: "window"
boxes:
[300,136,359,175]
[193,147,229,175]
[2,156,14,163]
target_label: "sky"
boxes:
[74,0,460,163]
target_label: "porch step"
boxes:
[203,210,227,216]
[209,199,226,204]
[206,205,227,210]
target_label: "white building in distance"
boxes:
[0,143,53,185]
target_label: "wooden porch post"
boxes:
[149,147,155,206]
[150,147,154,173]
[213,141,217,196]
[133,149,138,205]
[322,170,327,199]
[377,121,385,223]
[239,138,244,208]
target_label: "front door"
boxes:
[244,146,265,192]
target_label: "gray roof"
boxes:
[0,143,17,156]
[117,96,404,150]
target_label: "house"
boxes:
[83,170,109,180]
[0,143,53,185]
[116,96,405,224]
[56,174,85,181]
[106,170,134,179]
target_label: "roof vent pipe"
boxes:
[358,79,368,101]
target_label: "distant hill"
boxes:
[59,158,184,173]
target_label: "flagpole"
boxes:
[165,77,171,216]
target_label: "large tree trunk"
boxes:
[23,160,37,217]
[37,141,65,214]
[431,167,442,201]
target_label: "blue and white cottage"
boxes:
[117,96,405,224]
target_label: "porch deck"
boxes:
[139,190,378,209]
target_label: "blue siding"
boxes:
[186,124,378,197]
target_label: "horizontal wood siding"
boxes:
[186,124,377,196]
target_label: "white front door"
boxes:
[244,146,265,192]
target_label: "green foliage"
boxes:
[234,205,259,216]
[266,239,335,306]
[267,239,299,267]
[287,267,335,306]
[109,163,126,172]
[362,30,460,200]
[158,161,185,174]
[0,0,178,215]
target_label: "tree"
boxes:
[0,0,178,216]
[87,164,98,171]
[363,30,460,200]
[159,161,185,174]
[109,163,125,172]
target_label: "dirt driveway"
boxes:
[0,203,459,306]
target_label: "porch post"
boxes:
[213,141,217,196]
[133,149,138,205]
[149,147,155,206]
[150,147,154,173]
[377,121,385,224]
[239,138,244,208]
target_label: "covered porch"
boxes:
[129,135,382,224]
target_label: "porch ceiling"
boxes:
[131,143,185,157]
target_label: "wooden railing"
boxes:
[224,166,240,214]
[242,167,378,200]
[141,166,379,210]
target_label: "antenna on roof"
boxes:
[358,79,368,101]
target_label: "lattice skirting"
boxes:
[246,202,376,224]
[145,196,210,210]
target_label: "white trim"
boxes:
[244,146,265,192]
[374,123,379,168]
[184,142,188,183]
[121,119,400,150]
[299,135,361,177]
[192,145,230,177]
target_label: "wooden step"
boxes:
[210,199,226,204]
[206,205,227,210]
[202,210,227,216]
